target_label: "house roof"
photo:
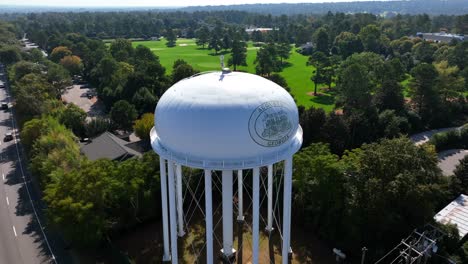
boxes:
[434,194,468,238]
[80,132,142,161]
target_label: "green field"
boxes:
[132,38,335,112]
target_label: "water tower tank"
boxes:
[151,71,302,170]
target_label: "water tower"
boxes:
[151,70,302,264]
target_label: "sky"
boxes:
[2,0,369,8]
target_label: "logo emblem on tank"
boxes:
[249,101,294,147]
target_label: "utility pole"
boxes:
[361,247,367,264]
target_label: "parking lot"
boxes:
[61,84,105,119]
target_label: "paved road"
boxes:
[438,149,468,176]
[0,65,62,264]
[410,127,460,145]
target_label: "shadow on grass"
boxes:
[208,50,230,56]
[310,93,335,106]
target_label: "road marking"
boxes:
[12,226,17,237]
[6,196,9,205]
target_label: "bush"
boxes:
[429,130,462,152]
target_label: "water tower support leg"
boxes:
[237,170,244,264]
[159,158,171,262]
[282,158,293,264]
[204,170,214,264]
[176,164,185,237]
[221,170,236,262]
[167,160,178,264]
[266,164,274,233]
[237,170,244,221]
[252,167,260,264]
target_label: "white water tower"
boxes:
[151,70,302,264]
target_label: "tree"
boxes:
[165,28,177,48]
[434,60,465,101]
[0,45,22,65]
[110,100,138,132]
[133,113,154,141]
[195,26,210,48]
[110,39,134,61]
[58,103,87,136]
[313,27,329,53]
[60,55,83,75]
[341,137,448,251]
[172,59,198,83]
[50,46,72,63]
[299,107,326,147]
[358,24,381,53]
[333,32,363,58]
[208,34,222,55]
[254,43,279,76]
[228,39,247,71]
[373,80,405,113]
[276,43,291,66]
[336,62,373,110]
[412,41,437,63]
[84,117,112,138]
[409,63,440,120]
[46,62,72,95]
[293,143,346,239]
[10,60,43,81]
[454,156,468,193]
[308,51,328,96]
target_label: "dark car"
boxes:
[1,103,8,110]
[4,132,13,142]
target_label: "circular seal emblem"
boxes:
[249,101,295,147]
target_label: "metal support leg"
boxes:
[159,158,171,262]
[237,170,244,221]
[221,170,235,261]
[252,167,260,264]
[205,170,213,264]
[176,164,185,237]
[282,158,293,264]
[167,160,178,264]
[266,164,274,232]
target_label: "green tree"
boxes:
[0,45,22,65]
[165,28,177,48]
[254,43,279,76]
[208,34,222,55]
[110,39,134,61]
[358,24,381,53]
[336,62,373,110]
[133,113,154,141]
[434,60,465,101]
[409,63,440,120]
[110,100,138,132]
[373,80,405,113]
[412,41,437,63]
[195,26,210,48]
[334,32,363,58]
[58,103,87,136]
[276,43,291,66]
[313,27,329,53]
[45,62,72,96]
[308,51,328,96]
[454,156,468,193]
[172,59,197,83]
[228,39,247,71]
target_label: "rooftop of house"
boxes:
[80,131,142,161]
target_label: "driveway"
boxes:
[410,127,460,145]
[61,84,105,120]
[438,149,468,176]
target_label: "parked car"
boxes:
[1,103,8,110]
[4,132,13,142]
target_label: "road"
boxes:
[438,149,468,176]
[0,65,64,264]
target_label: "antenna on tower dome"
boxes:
[220,55,225,69]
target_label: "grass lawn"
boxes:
[132,38,335,112]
